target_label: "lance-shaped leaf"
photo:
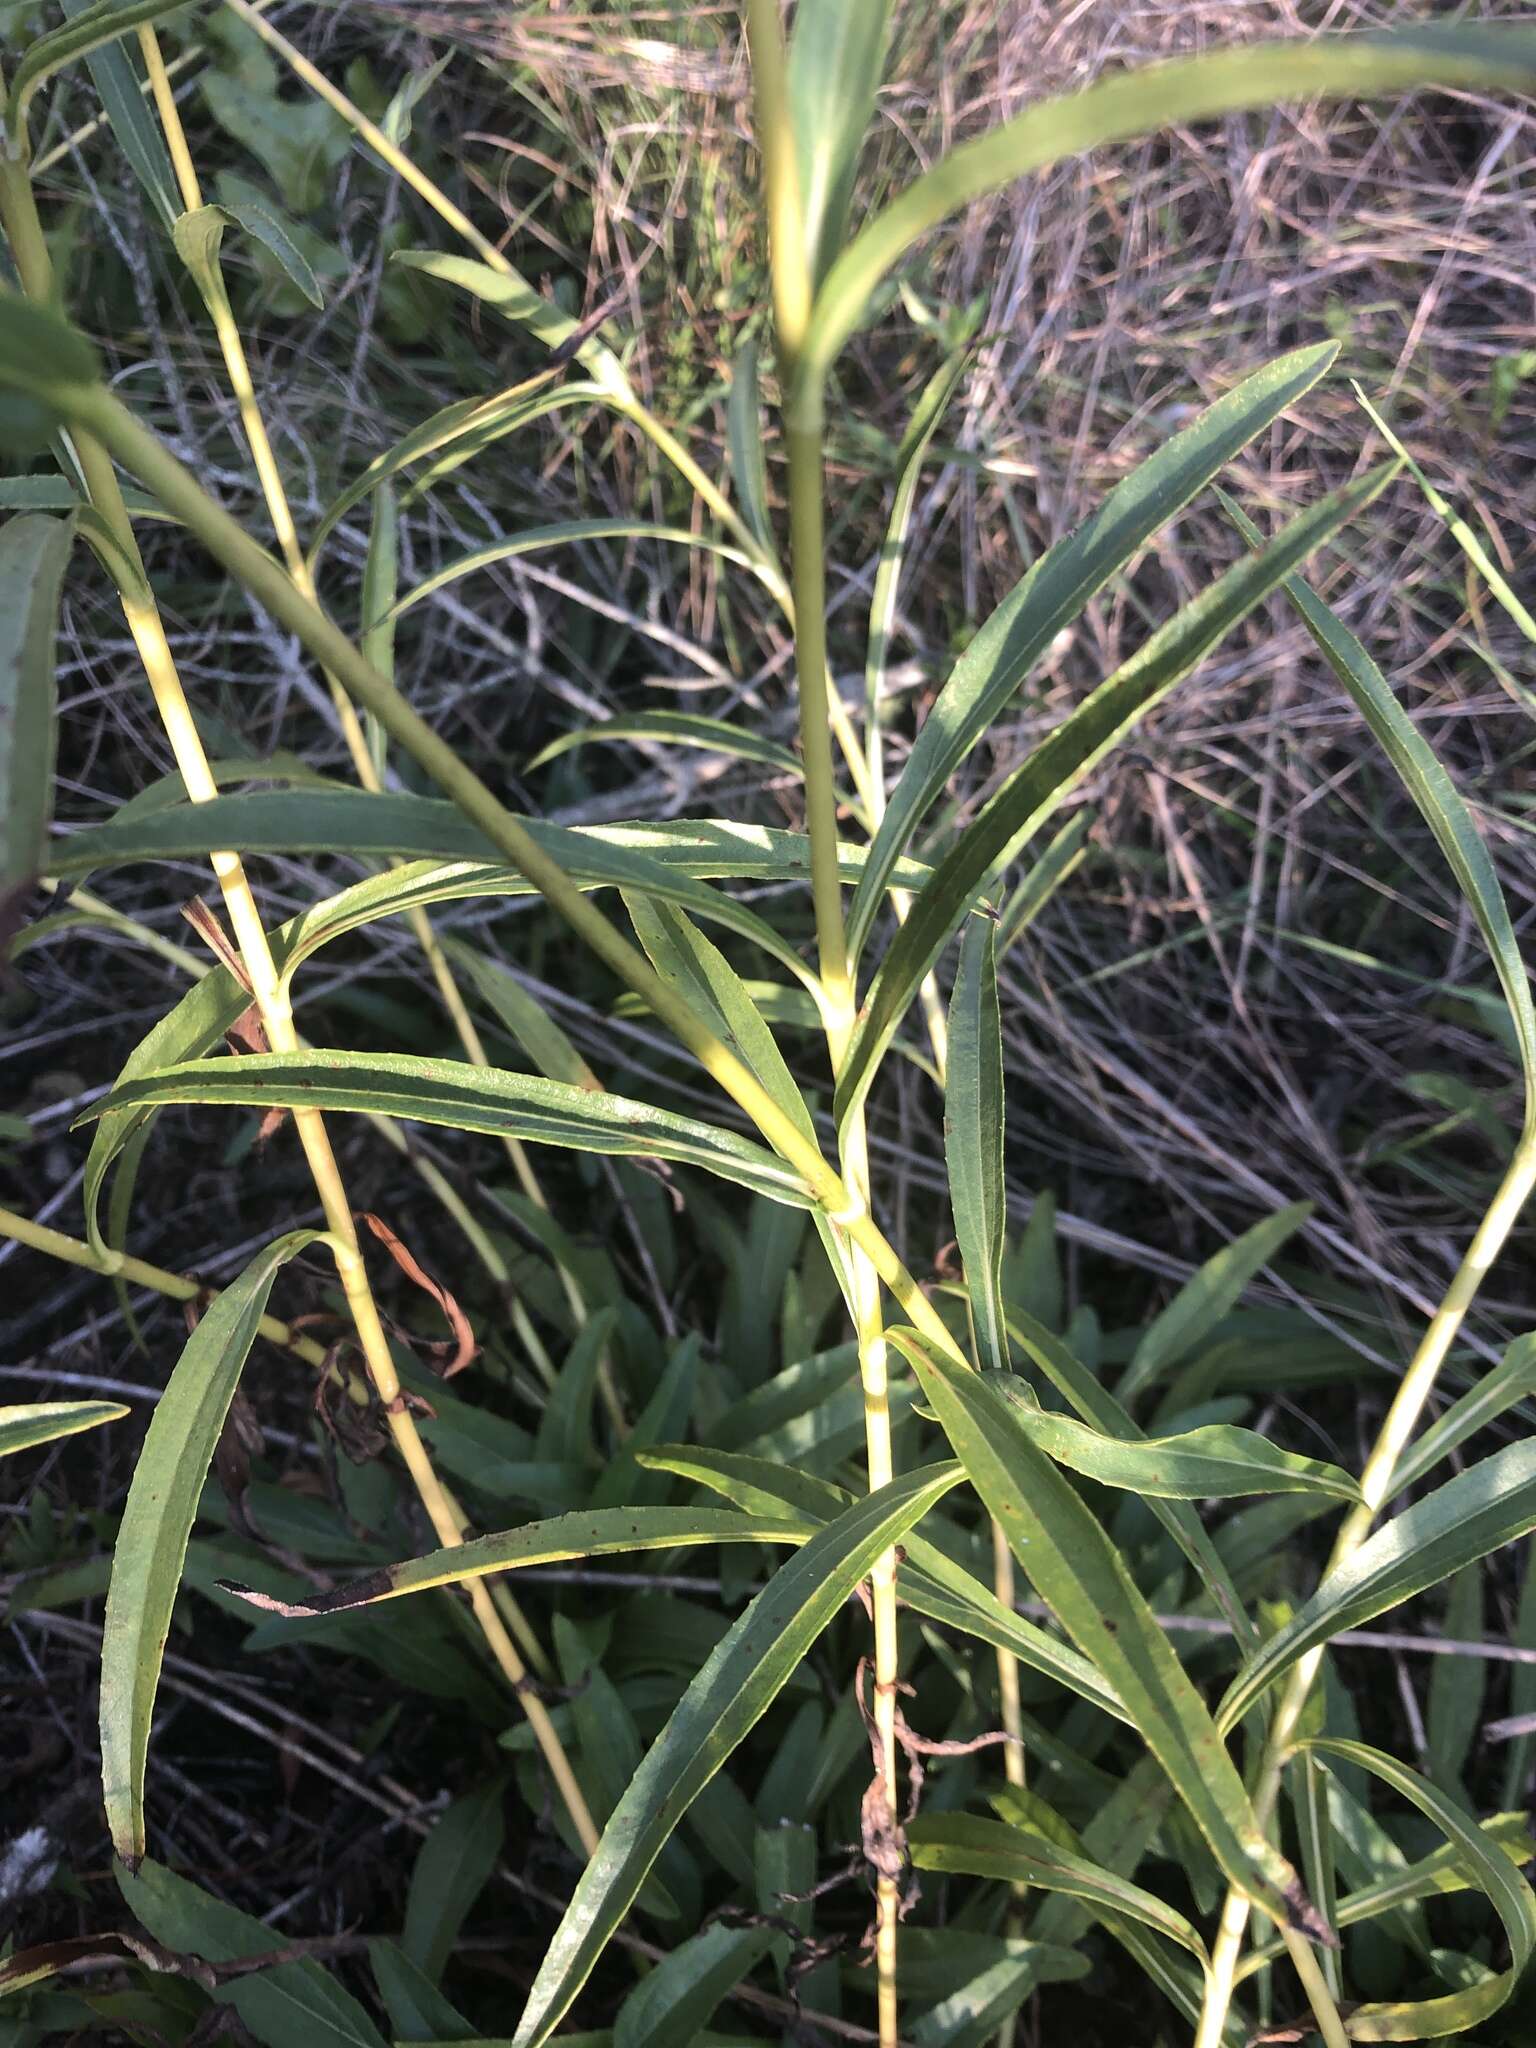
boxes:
[528,709,799,780]
[1220,1441,1536,1732]
[58,0,179,230]
[725,336,777,559]
[890,1328,1321,1936]
[997,1388,1361,1504]
[946,917,1008,1369]
[510,1463,961,2047]
[1304,1738,1536,2041]
[637,1443,1128,1722]
[1005,1303,1254,1642]
[1,513,73,932]
[786,0,891,286]
[1118,1200,1313,1404]
[836,465,1396,1128]
[101,1230,323,1866]
[0,1400,128,1458]
[1389,1333,1536,1499]
[801,27,1536,391]
[1223,487,1536,1122]
[846,343,1336,952]
[390,519,755,621]
[81,1050,820,1211]
[907,1813,1209,1968]
[9,0,194,135]
[215,1504,814,1619]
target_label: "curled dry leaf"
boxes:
[359,1210,478,1376]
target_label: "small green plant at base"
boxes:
[3,8,1536,2048]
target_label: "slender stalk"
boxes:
[135,21,587,1354]
[0,146,598,1862]
[1195,1133,1536,2047]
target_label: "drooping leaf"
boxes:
[845,343,1338,953]
[802,27,1536,389]
[0,513,73,932]
[836,465,1396,1127]
[215,1503,814,1617]
[907,1813,1209,1966]
[390,520,755,622]
[448,939,599,1091]
[1305,1738,1536,2040]
[1220,1442,1536,1731]
[890,1329,1315,1932]
[0,1400,129,1458]
[527,709,799,780]
[1223,487,1536,1122]
[100,1231,324,1866]
[1117,1200,1313,1404]
[81,1049,820,1210]
[58,0,179,229]
[9,0,194,136]
[945,917,1008,1370]
[510,1465,961,2046]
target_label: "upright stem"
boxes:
[0,144,598,1862]
[1195,1133,1536,2047]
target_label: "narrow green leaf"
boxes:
[216,1504,812,1617]
[845,343,1338,953]
[0,293,101,394]
[1306,1738,1536,2040]
[101,1231,323,1865]
[907,1813,1209,1966]
[1118,1200,1313,1404]
[447,940,599,1091]
[999,1390,1361,1504]
[1220,1441,1536,1731]
[535,1312,618,1466]
[997,811,1093,956]
[403,1781,507,1985]
[725,336,776,557]
[369,1940,476,2043]
[59,0,179,229]
[1222,488,1536,1120]
[1426,1565,1485,1799]
[946,917,1008,1369]
[836,464,1396,1127]
[0,513,73,926]
[786,0,890,285]
[173,200,325,311]
[0,1400,128,1458]
[309,380,598,561]
[392,249,622,380]
[613,1922,773,2048]
[1391,1333,1536,1498]
[802,27,1536,389]
[527,709,799,780]
[890,1329,1317,1933]
[9,0,194,137]
[118,1858,388,2048]
[625,892,819,1144]
[82,1050,819,1211]
[390,520,754,623]
[509,1465,961,2047]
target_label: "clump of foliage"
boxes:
[4,8,1536,2048]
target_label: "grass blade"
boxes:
[945,918,1008,1370]
[1220,1442,1536,1732]
[390,519,755,622]
[725,335,777,558]
[101,1230,323,1865]
[528,709,799,780]
[836,465,1397,1129]
[510,1463,961,2047]
[1388,1333,1536,1499]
